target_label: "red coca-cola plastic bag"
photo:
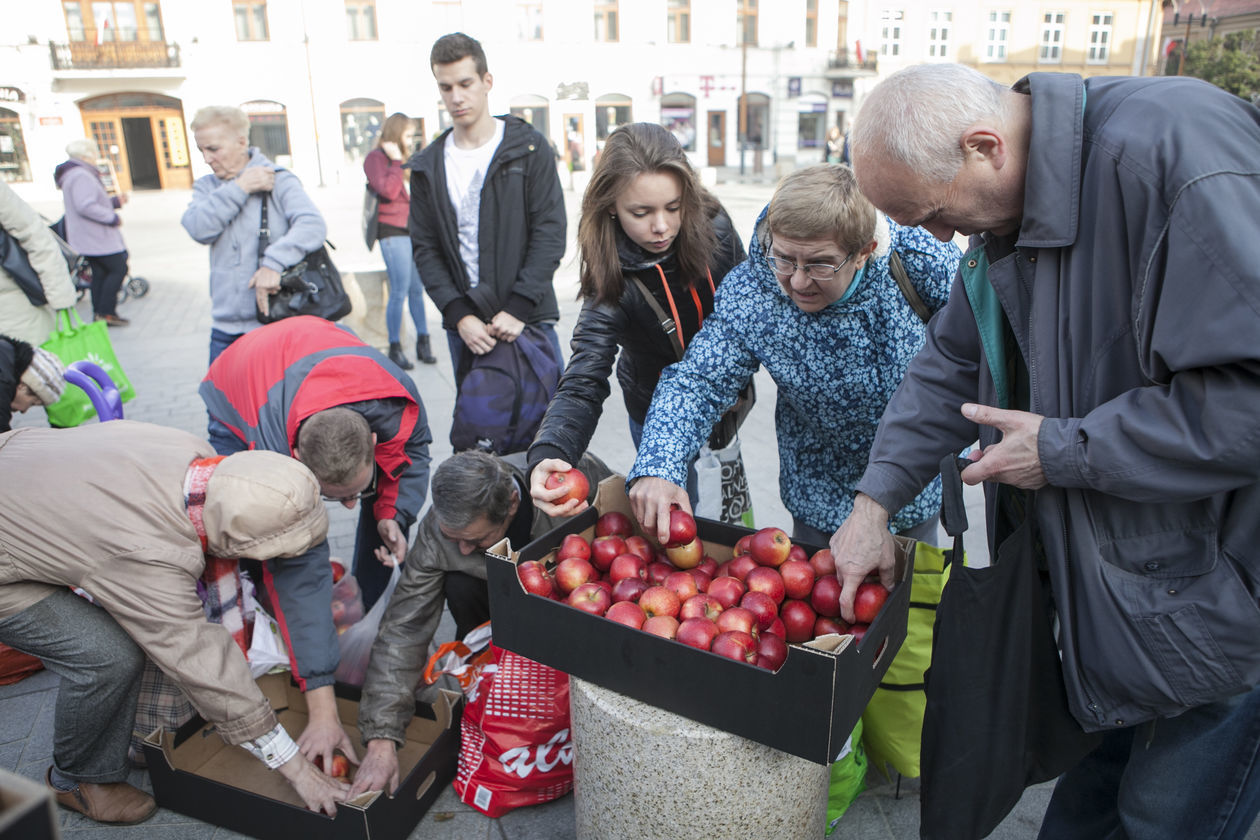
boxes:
[452,643,574,817]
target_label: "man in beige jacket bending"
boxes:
[0,421,349,823]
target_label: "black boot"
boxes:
[388,342,413,370]
[416,334,437,365]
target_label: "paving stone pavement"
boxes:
[7,179,1248,839]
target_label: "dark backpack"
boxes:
[450,324,561,455]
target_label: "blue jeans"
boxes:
[207,329,245,448]
[378,235,428,344]
[446,322,563,382]
[628,414,700,508]
[1038,683,1260,840]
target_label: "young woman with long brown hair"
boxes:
[527,122,745,514]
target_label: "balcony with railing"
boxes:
[826,48,878,76]
[49,37,180,71]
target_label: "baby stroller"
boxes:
[46,216,150,304]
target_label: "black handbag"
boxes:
[255,195,352,324]
[0,226,47,306]
[361,184,380,250]
[918,455,1101,840]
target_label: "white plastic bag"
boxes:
[246,595,291,679]
[334,564,401,686]
[694,435,755,527]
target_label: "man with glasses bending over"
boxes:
[630,164,960,550]
[200,315,432,766]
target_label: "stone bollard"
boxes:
[569,677,829,840]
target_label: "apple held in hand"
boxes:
[749,527,792,567]
[554,556,598,595]
[853,581,890,624]
[566,582,612,616]
[711,630,758,664]
[595,510,634,538]
[557,533,591,562]
[315,753,351,781]
[677,617,720,651]
[517,560,555,598]
[606,601,647,629]
[544,468,589,506]
[665,507,697,547]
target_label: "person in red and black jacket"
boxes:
[527,123,745,515]
[200,315,431,765]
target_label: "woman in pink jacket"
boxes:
[365,113,436,370]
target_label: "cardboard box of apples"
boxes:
[486,473,913,765]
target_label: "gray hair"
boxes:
[431,451,518,531]
[189,105,250,140]
[65,138,100,161]
[852,63,1007,184]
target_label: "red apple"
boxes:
[610,576,649,604]
[779,559,816,601]
[595,510,634,538]
[727,554,758,581]
[853,581,890,624]
[590,535,628,572]
[749,527,792,567]
[665,506,698,547]
[696,556,719,579]
[544,468,589,506]
[643,615,679,639]
[810,574,843,618]
[740,590,779,632]
[330,559,346,583]
[639,585,681,618]
[315,753,351,780]
[814,616,850,637]
[606,601,646,629]
[779,599,817,643]
[624,535,654,563]
[665,537,704,570]
[809,548,836,578]
[765,617,786,638]
[850,622,870,645]
[711,630,758,664]
[554,556,597,595]
[686,569,712,592]
[608,552,647,584]
[707,575,747,610]
[679,594,724,622]
[787,544,808,564]
[716,606,758,637]
[566,582,611,616]
[664,570,700,603]
[745,566,786,604]
[756,632,789,671]
[592,579,613,597]
[516,560,554,598]
[556,533,591,562]
[645,560,675,585]
[732,534,753,557]
[676,617,720,651]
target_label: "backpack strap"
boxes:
[629,273,685,361]
[890,251,932,324]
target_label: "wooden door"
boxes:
[707,111,726,167]
[82,106,192,191]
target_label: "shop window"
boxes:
[341,98,385,163]
[595,94,632,141]
[0,109,31,183]
[661,92,697,151]
[509,95,550,140]
[241,100,289,164]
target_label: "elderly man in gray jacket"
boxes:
[834,63,1260,839]
[351,449,609,796]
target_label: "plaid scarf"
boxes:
[184,456,250,657]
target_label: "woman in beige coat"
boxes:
[0,180,76,345]
[0,421,350,823]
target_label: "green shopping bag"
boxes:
[41,308,136,427]
[825,718,868,834]
[860,540,953,781]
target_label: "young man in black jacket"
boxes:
[408,32,567,377]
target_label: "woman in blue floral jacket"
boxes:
[629,164,960,546]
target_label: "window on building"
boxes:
[1040,11,1064,63]
[63,1,164,42]
[346,0,376,40]
[737,92,769,149]
[595,93,632,141]
[233,0,268,41]
[1088,11,1112,63]
[517,2,543,41]
[340,98,384,163]
[661,92,697,151]
[927,10,951,58]
[509,95,549,138]
[433,0,462,32]
[668,0,690,43]
[595,1,618,42]
[984,10,1010,61]
[880,9,902,56]
[737,0,757,47]
[241,101,289,163]
[836,0,848,51]
[805,0,818,47]
[0,108,32,183]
